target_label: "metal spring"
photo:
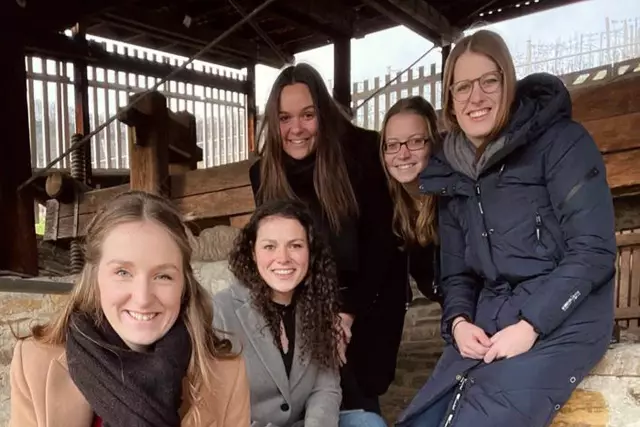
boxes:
[70,244,84,274]
[69,133,85,273]
[70,133,86,182]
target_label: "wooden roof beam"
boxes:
[24,31,250,93]
[457,0,587,28]
[361,0,460,45]
[99,6,286,68]
[270,4,351,40]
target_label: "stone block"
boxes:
[549,342,640,427]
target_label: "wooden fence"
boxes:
[26,39,248,172]
[616,229,640,327]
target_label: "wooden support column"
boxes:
[246,63,257,154]
[441,43,451,77]
[71,23,93,186]
[119,92,170,196]
[0,3,38,275]
[333,36,352,113]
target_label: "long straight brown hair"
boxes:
[379,96,441,247]
[255,63,358,232]
[441,29,517,154]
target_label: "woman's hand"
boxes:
[337,313,354,366]
[452,317,492,359]
[483,320,539,363]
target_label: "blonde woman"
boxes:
[379,95,443,305]
[9,191,250,427]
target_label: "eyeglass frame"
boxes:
[382,136,429,154]
[449,70,503,102]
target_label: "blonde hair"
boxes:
[21,190,235,420]
[379,96,441,247]
[441,29,517,154]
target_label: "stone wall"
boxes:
[380,298,444,424]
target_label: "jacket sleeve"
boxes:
[519,123,617,337]
[438,198,482,344]
[9,340,38,427]
[224,356,252,427]
[303,367,341,427]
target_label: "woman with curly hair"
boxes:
[213,198,387,427]
[9,190,250,427]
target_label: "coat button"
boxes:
[569,376,576,384]
[419,184,424,191]
[455,374,462,381]
[481,232,488,237]
[554,404,561,411]
[281,403,290,411]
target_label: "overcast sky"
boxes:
[254,0,640,107]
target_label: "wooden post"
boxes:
[0,2,38,275]
[246,63,257,154]
[441,43,451,78]
[120,92,170,196]
[333,36,352,113]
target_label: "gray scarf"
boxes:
[443,131,507,180]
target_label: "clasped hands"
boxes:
[451,316,539,363]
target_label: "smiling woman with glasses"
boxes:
[396,29,616,427]
[378,95,443,306]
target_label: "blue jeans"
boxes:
[406,389,454,426]
[339,409,388,427]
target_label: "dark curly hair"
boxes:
[228,198,341,370]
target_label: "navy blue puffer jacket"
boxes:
[396,72,616,427]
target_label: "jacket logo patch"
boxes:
[561,290,581,311]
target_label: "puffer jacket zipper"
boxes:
[440,375,473,427]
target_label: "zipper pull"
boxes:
[475,184,484,214]
[535,213,541,240]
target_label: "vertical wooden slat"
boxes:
[224,91,231,163]
[102,70,112,168]
[61,66,71,169]
[232,93,238,162]
[373,77,380,130]
[42,69,52,167]
[55,62,65,165]
[215,100,221,166]
[204,87,211,167]
[91,68,102,168]
[362,80,369,129]
[26,57,38,167]
[630,244,640,328]
[619,245,632,329]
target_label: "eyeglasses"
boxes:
[383,137,428,154]
[450,70,503,102]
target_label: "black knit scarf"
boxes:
[65,311,192,427]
